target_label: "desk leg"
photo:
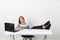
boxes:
[44,35,47,40]
[10,35,15,40]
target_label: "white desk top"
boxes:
[5,29,52,35]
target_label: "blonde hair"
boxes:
[18,16,25,24]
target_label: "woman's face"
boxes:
[20,17,24,23]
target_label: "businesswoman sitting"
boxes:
[16,16,34,40]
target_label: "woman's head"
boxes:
[18,16,25,24]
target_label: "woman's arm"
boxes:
[16,24,23,30]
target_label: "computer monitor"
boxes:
[4,22,15,32]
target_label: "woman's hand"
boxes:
[42,24,48,29]
[42,25,46,29]
[16,28,23,30]
[18,28,23,30]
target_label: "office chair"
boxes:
[22,35,34,40]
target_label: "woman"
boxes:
[16,16,34,40]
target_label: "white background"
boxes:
[0,0,60,40]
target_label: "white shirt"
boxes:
[17,23,29,29]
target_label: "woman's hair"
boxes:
[18,16,25,24]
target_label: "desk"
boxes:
[5,29,52,40]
